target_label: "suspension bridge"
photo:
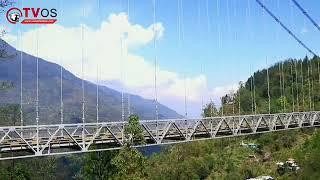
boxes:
[0,0,320,160]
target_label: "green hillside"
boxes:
[218,55,320,116]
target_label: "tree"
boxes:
[111,115,147,179]
[112,146,147,180]
[123,114,145,146]
[202,102,219,117]
[80,151,117,180]
[0,0,15,58]
[0,104,20,126]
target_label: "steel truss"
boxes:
[0,111,319,160]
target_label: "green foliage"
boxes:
[110,115,147,179]
[202,102,219,117]
[294,130,320,179]
[0,104,20,126]
[112,146,147,180]
[79,115,147,179]
[80,151,117,180]
[215,56,320,116]
[124,114,145,146]
[0,81,14,90]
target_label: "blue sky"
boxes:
[2,0,320,117]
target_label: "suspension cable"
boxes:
[210,98,214,117]
[206,0,210,33]
[246,0,255,114]
[177,0,181,44]
[184,76,188,118]
[180,0,184,42]
[202,0,208,115]
[58,0,64,138]
[266,58,271,114]
[221,97,224,116]
[36,29,39,152]
[127,0,131,116]
[253,72,257,114]
[279,63,283,112]
[301,61,305,111]
[239,81,242,116]
[295,60,299,111]
[177,0,187,118]
[282,62,286,112]
[318,60,320,85]
[318,59,320,111]
[291,0,320,33]
[289,0,297,112]
[233,0,238,115]
[81,27,85,125]
[81,7,86,149]
[290,60,295,112]
[95,64,99,124]
[308,61,312,110]
[19,0,23,131]
[247,0,252,41]
[217,0,221,48]
[255,0,318,57]
[226,0,231,35]
[310,60,315,110]
[59,0,64,126]
[120,36,124,122]
[95,0,101,123]
[153,0,159,121]
[250,73,254,114]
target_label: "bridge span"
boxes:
[0,111,319,160]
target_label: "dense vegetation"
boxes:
[218,55,320,116]
[1,56,320,179]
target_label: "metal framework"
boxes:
[0,111,319,160]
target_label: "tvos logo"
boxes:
[6,7,57,24]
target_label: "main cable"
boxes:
[291,0,320,33]
[255,0,318,57]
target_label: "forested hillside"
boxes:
[218,55,320,116]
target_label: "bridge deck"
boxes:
[0,111,319,160]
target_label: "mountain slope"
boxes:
[0,40,181,125]
[215,55,320,116]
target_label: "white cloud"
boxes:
[4,13,230,117]
[209,83,239,106]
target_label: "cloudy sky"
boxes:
[2,0,320,117]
